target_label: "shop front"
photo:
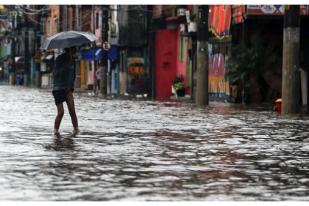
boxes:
[80,48,102,90]
[14,56,25,85]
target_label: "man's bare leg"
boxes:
[66,91,79,135]
[54,103,64,136]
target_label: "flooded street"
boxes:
[1,85,309,201]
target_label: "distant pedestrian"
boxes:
[52,47,79,137]
[95,63,102,93]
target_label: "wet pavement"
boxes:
[1,85,309,201]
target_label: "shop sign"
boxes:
[127,57,145,75]
[247,5,309,15]
[247,5,284,15]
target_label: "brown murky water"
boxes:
[1,85,309,200]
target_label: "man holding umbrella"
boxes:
[52,47,79,137]
[41,30,97,137]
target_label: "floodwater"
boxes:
[1,85,309,201]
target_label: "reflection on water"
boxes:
[46,136,75,151]
[1,85,309,200]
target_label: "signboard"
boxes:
[247,5,309,15]
[127,57,145,75]
[247,5,284,15]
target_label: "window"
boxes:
[54,18,58,33]
[46,20,50,34]
[76,6,81,30]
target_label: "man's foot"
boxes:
[71,128,80,136]
[53,130,61,138]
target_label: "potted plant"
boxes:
[172,75,186,97]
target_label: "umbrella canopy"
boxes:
[40,30,97,50]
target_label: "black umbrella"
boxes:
[41,30,97,50]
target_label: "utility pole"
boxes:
[35,6,42,88]
[61,5,68,31]
[147,5,155,99]
[24,11,29,86]
[100,5,109,96]
[74,5,81,88]
[191,5,198,101]
[196,5,209,106]
[10,8,16,85]
[282,5,300,115]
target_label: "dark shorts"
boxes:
[52,89,74,105]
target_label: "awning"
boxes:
[108,46,118,61]
[80,48,102,61]
[45,54,54,60]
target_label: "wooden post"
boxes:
[196,5,209,106]
[282,5,300,115]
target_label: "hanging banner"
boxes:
[209,5,232,40]
[232,5,246,24]
[208,51,230,97]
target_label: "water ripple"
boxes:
[1,85,309,200]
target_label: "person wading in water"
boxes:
[52,47,79,137]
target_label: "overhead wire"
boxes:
[19,5,50,13]
[15,5,50,15]
[2,5,194,32]
[15,5,49,16]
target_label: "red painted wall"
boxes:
[155,29,178,99]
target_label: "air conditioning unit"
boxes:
[177,8,186,16]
